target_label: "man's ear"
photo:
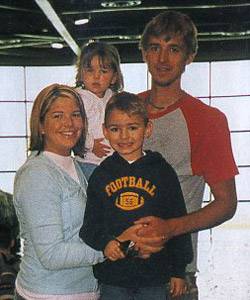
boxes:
[185,54,195,66]
[144,120,153,138]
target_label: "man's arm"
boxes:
[135,177,237,242]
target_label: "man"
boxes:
[136,11,238,299]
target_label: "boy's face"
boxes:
[142,35,194,87]
[103,109,152,161]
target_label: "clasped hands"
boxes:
[104,216,175,261]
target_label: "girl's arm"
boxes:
[92,138,111,157]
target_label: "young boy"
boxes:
[80,91,193,300]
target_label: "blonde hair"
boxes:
[30,84,87,157]
[75,41,124,92]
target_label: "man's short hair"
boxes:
[139,11,198,57]
[104,92,149,127]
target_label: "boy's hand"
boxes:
[93,138,111,157]
[104,240,125,261]
[169,277,187,297]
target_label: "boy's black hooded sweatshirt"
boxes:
[80,150,193,288]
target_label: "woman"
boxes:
[13,84,105,300]
[13,84,162,300]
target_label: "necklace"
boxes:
[147,91,184,110]
[147,101,166,110]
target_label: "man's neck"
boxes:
[147,83,184,113]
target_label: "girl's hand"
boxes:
[104,240,125,261]
[169,277,187,297]
[92,138,111,158]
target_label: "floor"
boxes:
[197,203,250,299]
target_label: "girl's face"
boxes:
[82,55,117,98]
[40,95,84,156]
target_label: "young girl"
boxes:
[75,41,124,179]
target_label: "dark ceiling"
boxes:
[1,0,250,66]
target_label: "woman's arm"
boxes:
[14,165,103,270]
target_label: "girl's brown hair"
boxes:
[75,41,124,92]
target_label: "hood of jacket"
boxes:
[99,150,166,175]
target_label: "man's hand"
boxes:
[92,138,111,158]
[117,224,164,257]
[117,224,143,242]
[135,178,237,240]
[135,216,176,243]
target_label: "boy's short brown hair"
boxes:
[104,92,149,127]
